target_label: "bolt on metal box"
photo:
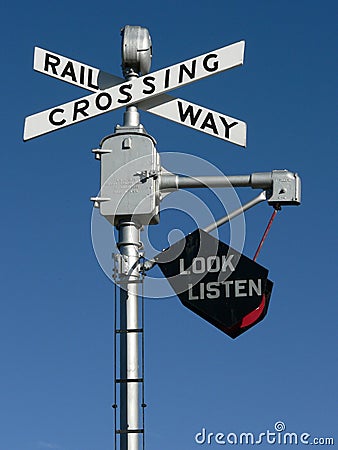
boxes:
[94,128,160,226]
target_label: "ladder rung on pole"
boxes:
[116,429,144,434]
[116,378,144,383]
[115,328,143,333]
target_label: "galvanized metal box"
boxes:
[98,131,160,225]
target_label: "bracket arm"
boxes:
[159,170,301,206]
[203,191,268,233]
[159,172,272,191]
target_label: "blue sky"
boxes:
[1,1,337,449]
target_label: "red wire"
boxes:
[253,208,279,261]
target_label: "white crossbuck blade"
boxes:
[24,43,246,146]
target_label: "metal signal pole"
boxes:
[117,220,142,450]
[117,90,143,450]
[113,26,153,450]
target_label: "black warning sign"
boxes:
[156,229,273,338]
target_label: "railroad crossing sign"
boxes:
[23,25,302,450]
[24,42,247,146]
[156,228,273,338]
